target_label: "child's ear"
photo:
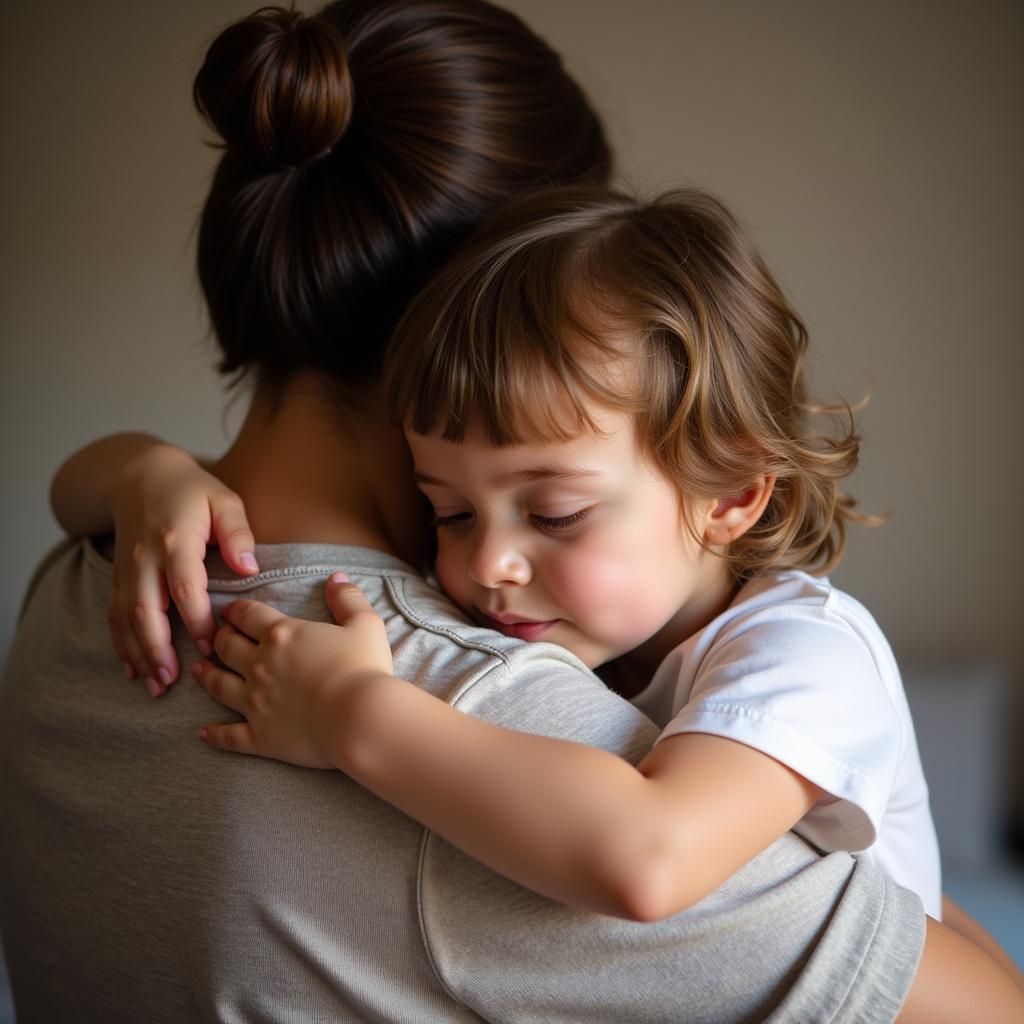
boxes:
[703,476,776,546]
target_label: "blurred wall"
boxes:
[2,2,1022,820]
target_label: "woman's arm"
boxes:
[50,433,258,687]
[899,915,1024,1021]
[195,576,821,921]
[940,893,1023,989]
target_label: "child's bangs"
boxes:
[397,236,631,446]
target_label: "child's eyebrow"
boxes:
[415,467,604,487]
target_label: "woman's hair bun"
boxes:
[194,5,352,168]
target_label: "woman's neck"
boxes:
[211,372,430,567]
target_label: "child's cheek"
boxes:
[550,544,662,650]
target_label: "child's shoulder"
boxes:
[675,571,910,741]
[696,570,901,700]
[732,570,884,640]
[689,570,899,690]
[736,568,840,608]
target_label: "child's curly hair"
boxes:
[386,186,876,577]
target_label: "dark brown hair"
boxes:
[388,186,874,577]
[194,1,610,387]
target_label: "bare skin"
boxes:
[52,373,1024,1018]
[50,373,429,688]
[899,916,1024,1021]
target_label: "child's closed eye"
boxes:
[431,511,473,530]
[530,508,591,532]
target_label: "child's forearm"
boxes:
[333,672,672,918]
[50,432,168,535]
[200,584,820,921]
[331,676,817,921]
[52,434,255,684]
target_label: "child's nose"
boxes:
[467,532,531,588]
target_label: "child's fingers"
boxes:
[211,623,258,675]
[210,492,259,577]
[219,599,287,642]
[191,659,247,714]
[130,593,178,689]
[107,580,140,680]
[109,572,169,693]
[109,627,135,681]
[324,573,377,626]
[164,538,215,657]
[114,610,155,690]
[198,721,259,757]
[128,551,178,685]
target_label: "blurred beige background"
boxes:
[2,0,1022,914]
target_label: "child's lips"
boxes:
[480,611,558,642]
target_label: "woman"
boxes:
[46,2,1023,1019]
[54,0,610,689]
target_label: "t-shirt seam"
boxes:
[679,581,905,802]
[205,563,419,591]
[385,575,513,667]
[82,537,423,589]
[413,661,514,1005]
[821,600,910,764]
[785,578,910,767]
[386,571,520,1000]
[84,533,499,1009]
[416,830,464,1009]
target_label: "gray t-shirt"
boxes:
[0,539,924,1023]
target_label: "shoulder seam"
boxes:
[385,575,513,667]
[416,830,462,1005]
[205,562,420,592]
[413,659,515,1004]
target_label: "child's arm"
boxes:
[52,432,170,537]
[51,434,258,687]
[194,576,822,921]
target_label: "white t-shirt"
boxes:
[631,570,942,919]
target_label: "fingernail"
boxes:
[198,726,208,743]
[191,662,203,678]
[145,678,162,698]
[330,572,349,584]
[123,662,135,680]
[156,666,172,686]
[239,552,259,572]
[198,639,213,657]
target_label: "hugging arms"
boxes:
[4,0,1022,1019]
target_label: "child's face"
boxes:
[406,405,735,670]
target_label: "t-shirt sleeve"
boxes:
[419,651,924,1022]
[658,603,906,853]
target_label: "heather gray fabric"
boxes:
[0,539,924,1023]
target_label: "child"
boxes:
[191,185,943,921]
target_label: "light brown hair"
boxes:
[387,186,875,577]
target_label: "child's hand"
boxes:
[192,574,395,769]
[107,445,258,695]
